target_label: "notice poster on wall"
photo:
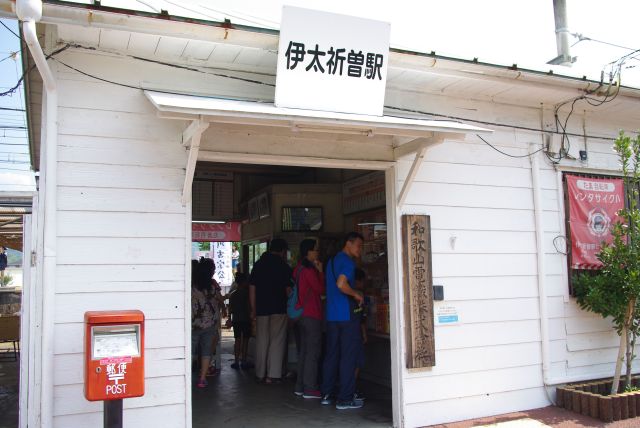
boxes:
[434,304,459,326]
[212,242,232,288]
[566,174,624,269]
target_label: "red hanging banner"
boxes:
[192,222,241,242]
[566,175,624,269]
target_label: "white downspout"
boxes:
[530,143,553,402]
[16,1,57,426]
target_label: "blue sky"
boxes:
[0,18,34,192]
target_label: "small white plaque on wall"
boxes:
[435,304,460,326]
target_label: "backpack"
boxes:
[287,267,305,320]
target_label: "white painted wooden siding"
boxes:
[45,44,635,428]
[51,50,188,428]
[392,84,633,426]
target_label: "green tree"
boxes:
[573,132,640,395]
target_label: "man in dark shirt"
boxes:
[249,238,292,383]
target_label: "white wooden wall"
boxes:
[385,88,638,427]
[43,44,637,427]
[51,49,188,427]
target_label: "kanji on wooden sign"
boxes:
[402,215,435,369]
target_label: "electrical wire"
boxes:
[570,33,637,52]
[3,41,632,166]
[57,42,633,143]
[476,134,544,158]
[0,44,71,98]
[385,105,618,141]
[0,21,19,39]
[0,52,17,64]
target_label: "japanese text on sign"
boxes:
[402,215,435,369]
[285,42,384,80]
[566,175,624,269]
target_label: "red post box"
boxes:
[84,310,145,402]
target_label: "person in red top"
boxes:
[293,238,325,399]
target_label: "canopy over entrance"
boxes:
[145,91,490,138]
[143,90,492,206]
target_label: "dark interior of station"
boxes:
[190,161,393,426]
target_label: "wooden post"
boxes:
[402,215,435,368]
[589,393,599,419]
[600,396,613,422]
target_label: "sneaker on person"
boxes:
[354,391,366,402]
[303,390,321,399]
[230,362,240,370]
[293,390,304,397]
[336,399,363,410]
[320,394,333,405]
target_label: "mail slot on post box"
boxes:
[84,310,145,401]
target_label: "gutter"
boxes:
[530,143,554,404]
[16,0,57,426]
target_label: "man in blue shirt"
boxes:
[321,232,365,409]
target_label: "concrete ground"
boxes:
[0,343,19,428]
[192,335,394,428]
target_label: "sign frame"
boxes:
[401,214,436,369]
[275,6,390,116]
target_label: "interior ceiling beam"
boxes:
[182,119,210,205]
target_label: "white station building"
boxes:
[2,1,640,427]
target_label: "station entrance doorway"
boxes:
[190,161,395,427]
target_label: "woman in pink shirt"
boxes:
[293,238,325,398]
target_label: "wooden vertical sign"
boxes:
[402,214,435,368]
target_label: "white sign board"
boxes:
[212,241,232,287]
[435,304,460,326]
[275,6,390,116]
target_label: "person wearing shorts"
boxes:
[192,260,218,388]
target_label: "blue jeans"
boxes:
[321,319,360,402]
